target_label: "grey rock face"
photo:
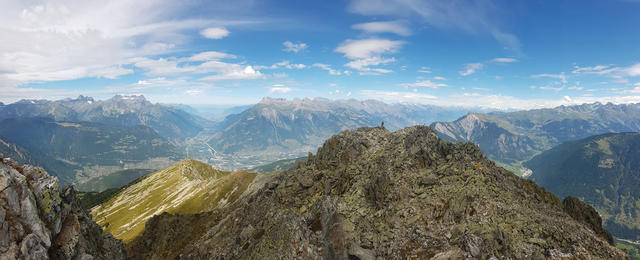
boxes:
[0,156,127,259]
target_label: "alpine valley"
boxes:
[3,95,640,258]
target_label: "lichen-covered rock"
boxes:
[130,126,626,259]
[0,155,127,259]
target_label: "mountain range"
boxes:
[119,126,623,259]
[0,95,208,141]
[201,97,473,169]
[432,102,640,172]
[0,117,179,185]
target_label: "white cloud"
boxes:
[433,76,446,80]
[626,63,640,76]
[335,38,403,73]
[183,51,236,62]
[563,96,573,103]
[398,80,447,88]
[361,90,640,110]
[185,89,203,96]
[199,65,263,81]
[360,90,437,102]
[345,57,395,74]
[352,20,411,36]
[0,0,257,88]
[572,65,613,74]
[200,27,229,39]
[335,38,403,59]
[531,73,568,84]
[418,67,432,73]
[538,86,564,91]
[492,58,518,63]
[282,41,308,53]
[459,63,483,76]
[313,63,342,75]
[129,51,263,81]
[268,85,293,93]
[347,0,521,53]
[256,61,307,70]
[568,86,583,91]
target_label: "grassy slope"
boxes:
[91,159,256,242]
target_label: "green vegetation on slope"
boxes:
[525,132,640,243]
[91,159,257,242]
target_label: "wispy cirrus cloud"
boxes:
[130,51,264,81]
[0,0,259,89]
[531,72,568,85]
[398,80,447,88]
[313,63,343,75]
[268,84,293,93]
[352,20,411,36]
[459,63,483,76]
[347,0,522,54]
[492,57,518,63]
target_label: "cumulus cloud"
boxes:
[335,38,403,59]
[335,38,403,74]
[200,27,229,39]
[459,63,483,76]
[352,20,411,36]
[283,41,308,53]
[398,80,447,89]
[199,65,263,81]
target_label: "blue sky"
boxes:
[1,0,640,109]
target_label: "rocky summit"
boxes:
[0,155,127,259]
[128,126,624,259]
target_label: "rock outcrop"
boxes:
[129,126,625,259]
[0,155,127,259]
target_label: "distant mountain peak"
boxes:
[110,94,149,103]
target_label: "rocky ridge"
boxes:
[129,126,624,259]
[0,154,127,259]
